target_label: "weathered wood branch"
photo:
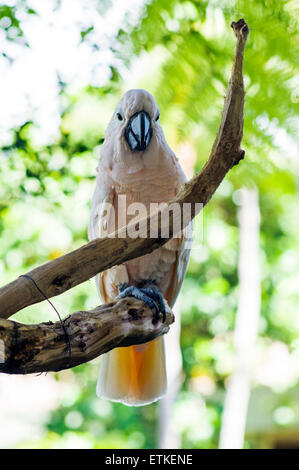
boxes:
[0,19,249,375]
[0,298,174,374]
[0,19,249,320]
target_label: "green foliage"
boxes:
[119,0,298,173]
[0,0,298,449]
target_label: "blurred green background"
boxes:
[0,0,298,449]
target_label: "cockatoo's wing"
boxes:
[88,183,129,303]
[165,220,193,308]
[89,177,163,406]
[88,182,115,241]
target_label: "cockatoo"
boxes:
[89,89,192,406]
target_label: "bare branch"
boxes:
[0,19,249,374]
[0,19,249,320]
[0,298,174,374]
[0,19,249,376]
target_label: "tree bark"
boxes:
[0,298,173,374]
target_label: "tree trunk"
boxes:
[158,304,182,448]
[219,188,261,449]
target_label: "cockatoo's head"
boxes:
[101,89,171,172]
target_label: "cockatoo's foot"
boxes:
[137,280,166,322]
[116,281,166,323]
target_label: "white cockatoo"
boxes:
[89,89,192,406]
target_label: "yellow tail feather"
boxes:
[97,337,167,406]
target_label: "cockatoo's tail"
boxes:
[97,340,166,406]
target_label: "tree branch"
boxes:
[0,19,249,375]
[0,298,174,374]
[0,19,249,320]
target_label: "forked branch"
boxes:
[0,19,249,374]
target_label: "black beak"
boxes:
[125,110,152,151]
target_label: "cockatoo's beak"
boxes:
[124,110,152,151]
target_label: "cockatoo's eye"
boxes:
[116,112,123,121]
[155,113,160,121]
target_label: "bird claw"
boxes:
[139,287,166,323]
[116,282,166,324]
